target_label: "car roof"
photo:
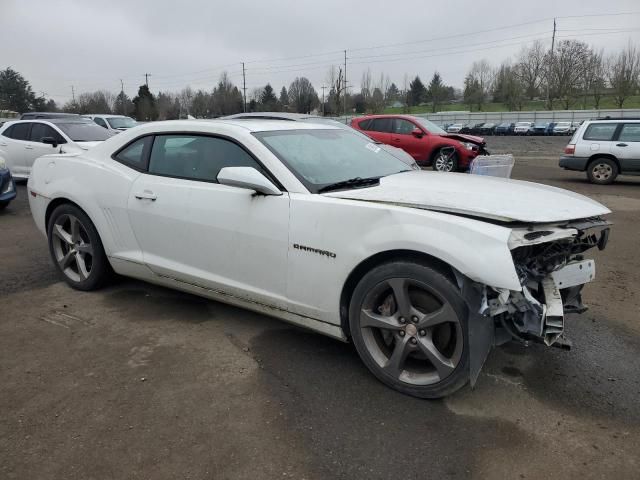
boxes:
[135,119,342,133]
[20,112,80,119]
[88,114,131,118]
[223,112,317,121]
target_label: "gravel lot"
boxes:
[1,136,639,479]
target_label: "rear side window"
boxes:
[94,117,108,128]
[148,134,264,182]
[113,136,153,170]
[618,124,640,142]
[4,123,31,140]
[583,123,618,141]
[29,123,65,143]
[367,118,392,133]
[357,119,371,130]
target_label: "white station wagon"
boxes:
[27,120,611,398]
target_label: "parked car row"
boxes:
[445,121,581,136]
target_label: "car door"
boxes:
[25,123,64,174]
[390,118,428,161]
[0,123,31,177]
[361,118,392,144]
[611,123,640,173]
[126,133,290,309]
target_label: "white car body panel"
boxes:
[27,119,610,343]
[324,170,609,223]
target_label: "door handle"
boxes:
[0,142,7,146]
[25,146,34,150]
[134,191,157,201]
[616,143,628,147]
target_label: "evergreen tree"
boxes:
[132,85,158,121]
[408,76,426,106]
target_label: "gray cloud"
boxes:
[1,0,639,105]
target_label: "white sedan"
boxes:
[0,118,114,179]
[27,120,611,398]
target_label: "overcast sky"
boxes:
[1,0,639,105]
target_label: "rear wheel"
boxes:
[0,200,9,210]
[349,262,469,399]
[587,157,618,185]
[47,204,111,290]
[432,148,458,172]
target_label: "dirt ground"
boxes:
[1,136,639,479]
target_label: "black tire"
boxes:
[47,203,111,290]
[348,261,470,399]
[586,157,618,185]
[432,148,459,172]
[0,200,9,210]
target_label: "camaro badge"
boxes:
[293,243,336,258]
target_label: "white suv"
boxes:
[0,119,114,179]
[560,119,640,184]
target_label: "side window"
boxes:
[7,122,31,141]
[393,119,416,135]
[618,124,640,142]
[1,125,14,138]
[583,123,618,141]
[29,123,65,143]
[368,118,392,133]
[113,136,153,170]
[148,134,264,182]
[94,118,108,128]
[357,119,371,130]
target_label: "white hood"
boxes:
[324,170,610,223]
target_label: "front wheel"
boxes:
[432,148,458,172]
[349,262,469,399]
[47,203,111,290]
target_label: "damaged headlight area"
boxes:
[487,218,610,348]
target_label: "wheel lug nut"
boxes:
[419,329,426,336]
[410,337,417,345]
[411,316,418,323]
[399,331,405,337]
[399,317,406,324]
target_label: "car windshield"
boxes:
[254,129,411,193]
[106,117,136,129]
[413,117,446,134]
[56,122,115,142]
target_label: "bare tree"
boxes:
[515,40,546,99]
[360,68,372,111]
[326,65,344,115]
[467,60,494,110]
[606,42,640,108]
[581,49,605,109]
[547,40,591,110]
[179,86,193,116]
[288,77,319,113]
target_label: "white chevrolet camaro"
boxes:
[27,120,611,398]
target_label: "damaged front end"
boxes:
[465,217,610,385]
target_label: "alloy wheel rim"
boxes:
[593,163,612,181]
[435,154,454,172]
[51,214,94,282]
[359,278,463,386]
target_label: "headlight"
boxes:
[0,157,6,169]
[461,142,476,151]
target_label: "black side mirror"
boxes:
[41,137,58,148]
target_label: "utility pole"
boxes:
[119,79,125,115]
[321,85,326,116]
[343,50,347,119]
[546,18,556,110]
[144,73,151,87]
[71,85,75,104]
[242,62,247,113]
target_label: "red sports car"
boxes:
[350,114,488,172]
